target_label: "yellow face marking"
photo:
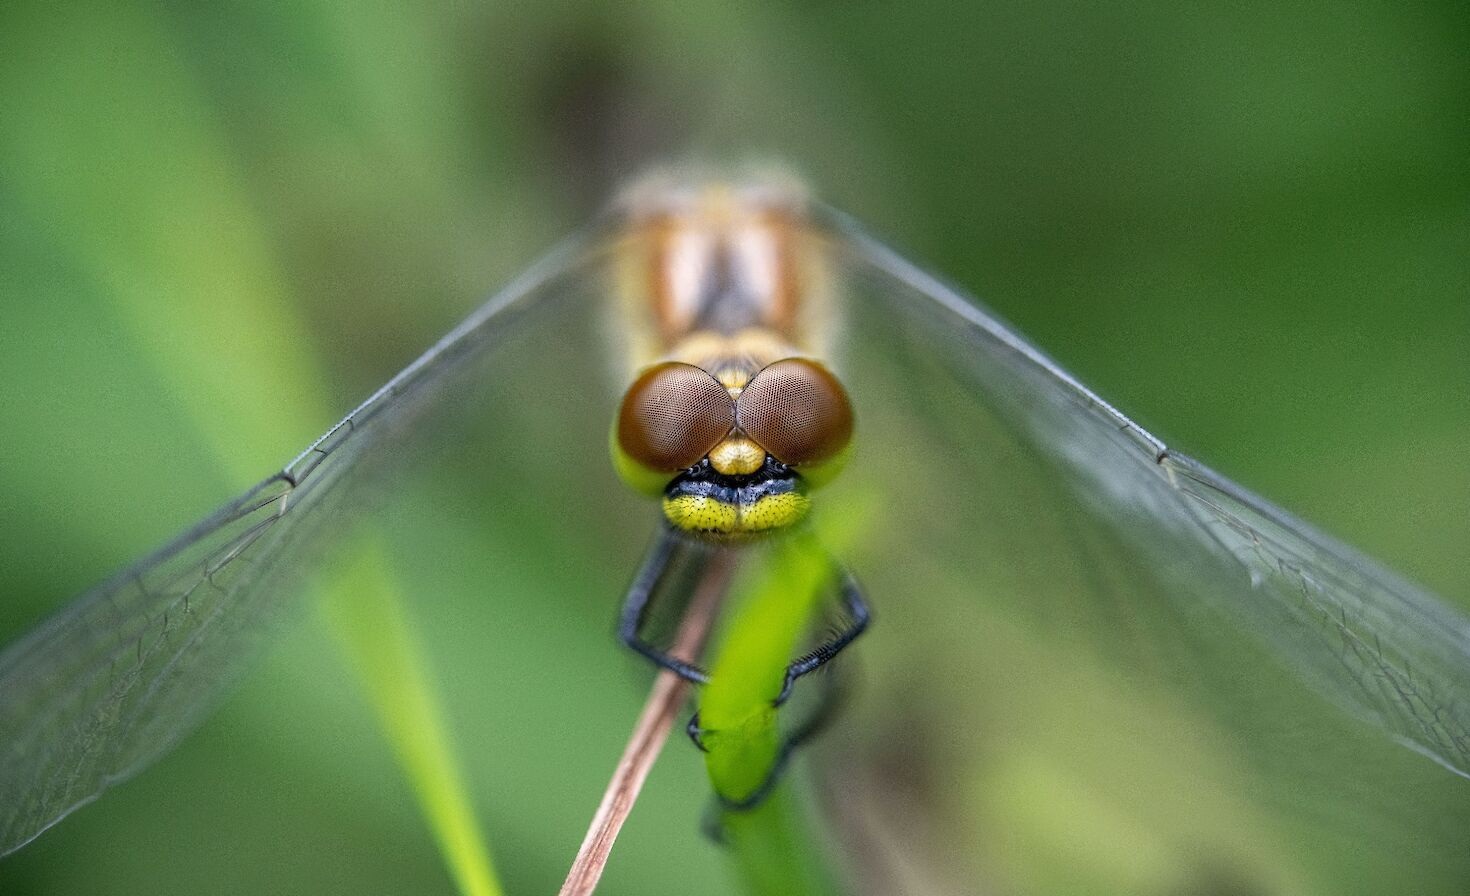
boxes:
[736,490,810,532]
[661,494,738,533]
[708,437,766,475]
[662,490,810,536]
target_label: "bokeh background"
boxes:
[0,1,1466,894]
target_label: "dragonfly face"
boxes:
[609,179,854,537]
[613,353,853,536]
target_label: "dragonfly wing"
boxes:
[1164,452,1470,774]
[0,228,605,856]
[814,210,1470,890]
[827,211,1470,775]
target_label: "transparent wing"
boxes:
[829,211,1470,774]
[0,226,607,856]
[813,210,1470,892]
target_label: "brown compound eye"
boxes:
[617,362,736,472]
[737,358,854,466]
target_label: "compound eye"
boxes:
[737,358,853,466]
[617,362,736,472]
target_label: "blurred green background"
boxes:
[0,0,1466,894]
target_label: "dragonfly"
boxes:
[2,172,1468,888]
[608,177,868,729]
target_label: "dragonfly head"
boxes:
[612,357,853,538]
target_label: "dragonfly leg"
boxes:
[617,527,711,685]
[773,566,870,706]
[686,712,710,752]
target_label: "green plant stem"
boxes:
[699,533,844,896]
[323,548,503,896]
[721,790,839,896]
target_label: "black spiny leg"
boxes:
[690,553,870,757]
[687,712,710,752]
[772,566,870,706]
[618,526,711,685]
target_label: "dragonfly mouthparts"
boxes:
[661,457,809,537]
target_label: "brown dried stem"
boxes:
[558,548,735,896]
